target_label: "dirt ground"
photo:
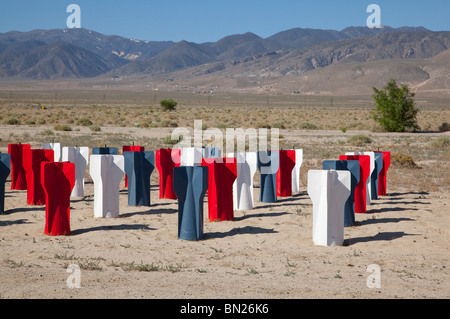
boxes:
[0,126,449,300]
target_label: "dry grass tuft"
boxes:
[391,153,419,169]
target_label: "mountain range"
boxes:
[1,26,450,96]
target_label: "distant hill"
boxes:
[0,28,174,62]
[152,51,450,97]
[111,26,447,77]
[151,30,450,78]
[1,26,450,97]
[114,32,281,76]
[0,41,118,79]
[117,40,216,75]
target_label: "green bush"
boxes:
[160,99,177,111]
[372,79,419,132]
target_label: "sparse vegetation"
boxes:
[120,261,160,272]
[2,117,20,125]
[41,129,54,136]
[257,123,271,129]
[4,259,24,268]
[248,268,259,275]
[54,124,72,132]
[90,125,101,132]
[429,136,450,149]
[76,118,93,126]
[77,260,103,271]
[161,120,178,128]
[299,122,318,130]
[347,134,372,146]
[272,122,286,129]
[163,135,181,145]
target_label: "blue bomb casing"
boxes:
[0,154,11,214]
[257,150,279,203]
[173,166,208,241]
[123,151,155,207]
[372,152,384,201]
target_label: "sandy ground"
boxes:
[0,128,449,300]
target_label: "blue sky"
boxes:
[1,0,449,43]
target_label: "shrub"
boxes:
[41,129,54,136]
[257,123,271,129]
[299,122,318,130]
[90,125,101,132]
[54,124,72,132]
[77,118,93,126]
[163,135,182,145]
[161,120,179,128]
[3,117,20,125]
[438,122,449,132]
[372,79,419,132]
[272,122,286,129]
[139,121,150,128]
[347,134,372,146]
[391,153,418,169]
[160,99,177,111]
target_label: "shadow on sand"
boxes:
[204,226,278,239]
[71,223,156,236]
[344,231,419,246]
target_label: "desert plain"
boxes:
[0,85,449,300]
